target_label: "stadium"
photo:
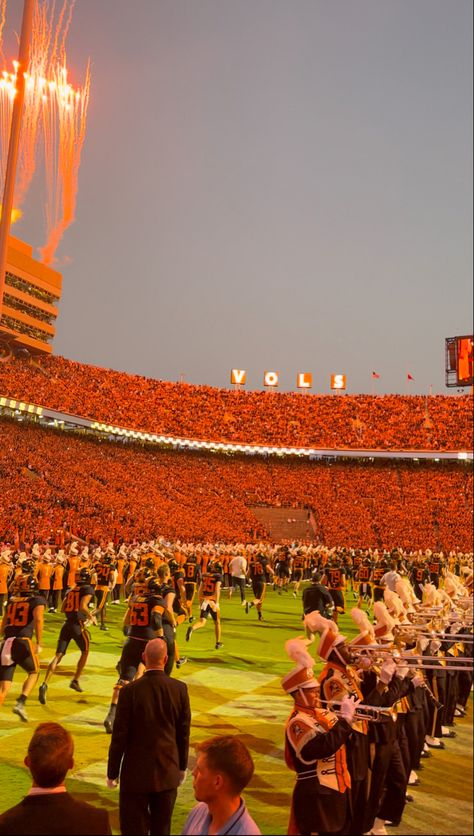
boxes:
[0,348,472,835]
[0,1,473,836]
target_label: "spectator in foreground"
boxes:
[182,735,261,835]
[0,722,111,835]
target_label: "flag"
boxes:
[371,371,380,379]
[407,373,415,381]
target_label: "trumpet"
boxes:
[319,700,394,723]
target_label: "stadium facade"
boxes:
[0,235,62,354]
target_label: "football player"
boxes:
[246,550,274,621]
[38,567,95,704]
[104,574,167,733]
[183,550,201,622]
[0,567,45,721]
[92,554,117,630]
[186,559,223,649]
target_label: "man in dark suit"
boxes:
[0,722,111,835]
[107,636,191,836]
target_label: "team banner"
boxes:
[331,374,346,390]
[297,373,312,389]
[264,371,279,387]
[230,369,247,385]
[230,370,347,390]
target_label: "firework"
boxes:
[0,0,90,263]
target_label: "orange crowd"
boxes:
[0,418,472,550]
[0,355,472,451]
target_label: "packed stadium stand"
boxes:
[0,355,472,451]
[0,417,472,549]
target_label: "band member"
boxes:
[282,637,357,836]
[36,551,53,609]
[0,550,13,616]
[38,567,95,703]
[50,552,66,612]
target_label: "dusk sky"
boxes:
[5,0,473,394]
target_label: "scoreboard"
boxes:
[445,336,474,387]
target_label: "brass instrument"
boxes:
[319,700,394,722]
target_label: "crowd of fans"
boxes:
[0,418,472,550]
[0,355,472,450]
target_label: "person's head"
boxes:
[157,563,170,583]
[193,736,254,803]
[143,637,168,670]
[25,724,74,788]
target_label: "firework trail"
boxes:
[0,0,90,263]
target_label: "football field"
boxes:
[0,586,472,835]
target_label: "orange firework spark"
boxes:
[0,0,90,263]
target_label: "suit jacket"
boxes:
[107,668,191,792]
[0,792,111,835]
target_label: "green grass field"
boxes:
[0,585,472,835]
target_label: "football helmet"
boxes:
[144,557,155,570]
[20,558,36,575]
[15,574,38,594]
[76,567,92,585]
[146,577,161,596]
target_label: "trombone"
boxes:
[349,646,473,671]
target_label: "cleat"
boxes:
[38,683,48,705]
[13,701,28,722]
[100,625,109,631]
[245,602,249,614]
[186,626,192,642]
[215,642,224,649]
[258,613,263,621]
[70,679,83,693]
[176,657,188,669]
[405,793,415,802]
[292,591,297,598]
[189,616,194,623]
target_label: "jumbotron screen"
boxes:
[445,335,474,387]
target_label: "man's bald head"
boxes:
[143,638,168,669]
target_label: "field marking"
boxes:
[182,666,277,691]
[205,693,289,723]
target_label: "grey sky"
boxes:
[7,0,473,394]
